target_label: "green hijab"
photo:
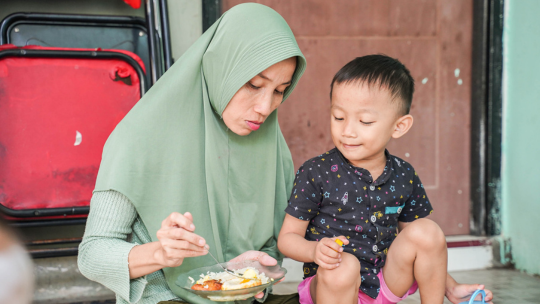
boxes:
[94,3,306,302]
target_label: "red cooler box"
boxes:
[0,45,146,221]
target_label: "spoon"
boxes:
[204,245,255,281]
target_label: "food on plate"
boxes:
[191,279,223,291]
[190,266,270,291]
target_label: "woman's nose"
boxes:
[253,94,274,117]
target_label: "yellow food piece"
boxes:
[242,268,258,279]
[335,239,344,246]
[222,278,262,290]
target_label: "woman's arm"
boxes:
[78,191,154,302]
[128,211,208,279]
[78,191,208,302]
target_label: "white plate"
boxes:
[176,260,287,302]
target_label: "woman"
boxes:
[78,3,306,304]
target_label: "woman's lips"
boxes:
[246,121,261,131]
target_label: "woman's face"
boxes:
[222,57,297,136]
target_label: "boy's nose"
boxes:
[342,122,357,138]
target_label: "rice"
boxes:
[195,267,269,287]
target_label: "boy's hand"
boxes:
[445,283,493,304]
[312,236,349,270]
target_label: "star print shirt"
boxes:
[285,148,433,299]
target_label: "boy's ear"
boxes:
[392,114,414,139]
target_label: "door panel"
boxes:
[223,0,472,235]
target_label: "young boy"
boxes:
[277,55,493,304]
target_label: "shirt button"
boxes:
[370,215,376,223]
[372,245,378,252]
[370,185,375,191]
[397,207,402,214]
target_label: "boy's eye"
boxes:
[274,89,284,96]
[334,116,344,121]
[361,121,374,125]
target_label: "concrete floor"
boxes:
[273,268,540,304]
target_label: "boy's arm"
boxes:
[277,214,316,262]
[278,214,347,269]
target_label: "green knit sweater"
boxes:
[78,191,272,304]
[78,191,177,304]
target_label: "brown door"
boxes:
[223,0,473,235]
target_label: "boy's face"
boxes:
[330,82,410,168]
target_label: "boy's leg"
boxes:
[382,219,447,303]
[310,252,361,304]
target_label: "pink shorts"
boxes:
[298,271,418,304]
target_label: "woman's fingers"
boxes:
[167,227,206,247]
[162,212,195,232]
[156,212,209,267]
[258,253,277,266]
[162,238,207,252]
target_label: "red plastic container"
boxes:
[0,45,145,220]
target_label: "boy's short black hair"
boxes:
[330,54,415,115]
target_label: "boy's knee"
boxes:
[403,219,446,250]
[317,252,360,289]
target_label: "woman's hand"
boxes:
[228,250,277,267]
[312,236,349,270]
[154,212,208,268]
[445,283,493,304]
[228,250,279,299]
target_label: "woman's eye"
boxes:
[361,121,374,125]
[274,89,285,96]
[334,116,344,121]
[248,82,260,90]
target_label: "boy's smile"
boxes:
[330,82,413,175]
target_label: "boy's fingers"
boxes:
[320,245,340,258]
[336,235,350,245]
[319,255,340,265]
[317,250,340,263]
[317,260,340,270]
[323,238,342,252]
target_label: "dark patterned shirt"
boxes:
[285,148,433,299]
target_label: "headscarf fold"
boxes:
[94,3,306,302]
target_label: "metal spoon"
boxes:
[204,245,254,281]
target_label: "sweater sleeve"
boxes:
[78,190,168,303]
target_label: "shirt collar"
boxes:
[335,148,393,186]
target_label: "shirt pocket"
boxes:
[384,203,404,227]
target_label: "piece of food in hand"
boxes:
[191,279,223,291]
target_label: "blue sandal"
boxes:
[459,289,486,304]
